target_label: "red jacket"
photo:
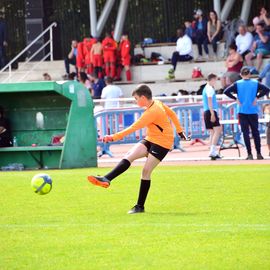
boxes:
[102,37,117,52]
[120,39,131,58]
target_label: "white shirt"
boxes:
[235,32,253,54]
[176,35,193,56]
[101,84,123,109]
[205,83,215,97]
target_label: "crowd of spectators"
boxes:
[167,6,270,83]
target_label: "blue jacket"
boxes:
[195,18,208,35]
[224,79,269,114]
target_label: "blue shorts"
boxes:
[254,48,270,56]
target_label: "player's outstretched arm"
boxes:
[162,104,190,141]
[162,104,183,132]
[112,110,155,141]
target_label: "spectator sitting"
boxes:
[43,73,52,81]
[235,25,253,59]
[101,76,123,109]
[207,10,222,60]
[221,43,243,89]
[0,11,8,69]
[166,28,193,79]
[245,23,270,72]
[0,106,12,147]
[259,61,270,88]
[63,40,78,79]
[89,73,106,99]
[194,9,209,60]
[78,72,91,90]
[253,6,270,30]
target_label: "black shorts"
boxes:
[204,110,221,129]
[140,139,170,161]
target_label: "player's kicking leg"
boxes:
[87,142,148,188]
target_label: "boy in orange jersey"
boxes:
[102,32,117,78]
[88,84,190,214]
[120,32,132,81]
[91,38,103,78]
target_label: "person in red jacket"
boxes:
[120,32,132,81]
[102,33,117,78]
[76,41,85,72]
[83,37,96,74]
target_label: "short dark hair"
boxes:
[240,66,250,76]
[229,43,237,51]
[132,85,152,99]
[257,22,265,28]
[105,76,113,84]
[207,73,217,81]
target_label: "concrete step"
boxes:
[131,60,226,81]
[118,80,221,97]
[134,43,226,60]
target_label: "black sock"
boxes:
[105,159,131,181]
[137,179,151,208]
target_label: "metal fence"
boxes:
[95,100,269,157]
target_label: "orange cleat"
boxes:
[87,175,110,188]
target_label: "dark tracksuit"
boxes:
[0,19,7,69]
[224,79,270,155]
[194,18,208,56]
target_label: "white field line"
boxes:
[0,223,269,232]
[98,156,270,163]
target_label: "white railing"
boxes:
[0,22,57,83]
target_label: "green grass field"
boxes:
[0,165,270,270]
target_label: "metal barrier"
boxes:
[95,100,269,157]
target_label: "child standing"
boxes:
[88,85,189,214]
[202,73,222,159]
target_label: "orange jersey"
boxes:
[112,100,183,149]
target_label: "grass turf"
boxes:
[0,165,270,270]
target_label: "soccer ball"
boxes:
[31,173,52,195]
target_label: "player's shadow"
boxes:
[148,212,208,216]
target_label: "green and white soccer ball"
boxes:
[31,173,52,195]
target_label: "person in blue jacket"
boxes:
[224,66,270,160]
[194,9,209,60]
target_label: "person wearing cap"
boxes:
[224,66,270,160]
[194,9,209,60]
